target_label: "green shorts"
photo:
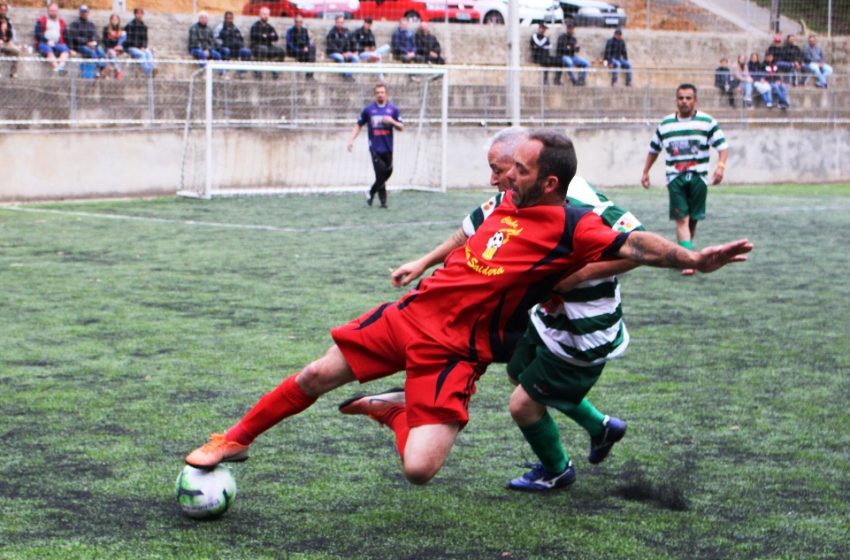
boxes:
[506,328,604,414]
[666,173,707,221]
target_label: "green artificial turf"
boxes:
[1,184,848,559]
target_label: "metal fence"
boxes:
[1,57,847,130]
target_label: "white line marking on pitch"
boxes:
[1,206,458,233]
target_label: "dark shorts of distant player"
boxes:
[666,172,707,221]
[331,302,486,429]
[507,327,604,414]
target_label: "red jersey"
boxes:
[397,191,630,363]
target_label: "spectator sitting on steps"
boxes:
[188,11,222,69]
[731,54,754,109]
[603,28,631,87]
[529,23,559,86]
[556,22,589,86]
[216,10,252,77]
[414,21,444,65]
[714,56,737,108]
[34,2,70,75]
[326,15,359,81]
[250,6,285,72]
[101,13,126,79]
[802,34,832,89]
[391,18,416,63]
[353,17,389,63]
[286,15,316,80]
[69,5,108,77]
[124,7,156,77]
[0,1,21,78]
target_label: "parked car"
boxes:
[355,0,479,23]
[474,0,563,26]
[559,0,625,27]
[243,0,360,19]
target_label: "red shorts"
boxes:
[331,302,486,429]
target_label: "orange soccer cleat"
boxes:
[185,433,250,469]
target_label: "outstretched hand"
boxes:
[694,239,753,273]
[390,260,426,288]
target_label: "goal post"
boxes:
[178,61,449,199]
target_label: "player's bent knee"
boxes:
[401,458,439,485]
[295,346,354,396]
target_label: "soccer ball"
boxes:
[175,465,237,519]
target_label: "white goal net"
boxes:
[178,61,448,199]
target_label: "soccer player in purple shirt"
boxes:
[347,83,404,209]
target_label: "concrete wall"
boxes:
[2,124,847,201]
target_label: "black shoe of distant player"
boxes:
[380,203,388,209]
[588,415,627,464]
[366,191,373,206]
[338,387,405,420]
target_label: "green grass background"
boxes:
[1,184,848,559]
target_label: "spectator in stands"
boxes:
[34,2,70,75]
[69,5,108,77]
[803,34,832,89]
[124,7,155,77]
[414,21,444,65]
[556,22,589,86]
[529,23,559,85]
[747,52,773,108]
[779,34,804,86]
[250,6,285,67]
[731,54,754,109]
[714,56,737,108]
[391,18,416,63]
[764,33,794,83]
[353,17,389,64]
[102,13,125,79]
[188,11,222,68]
[603,28,631,87]
[286,15,316,80]
[216,10,252,77]
[763,52,790,110]
[0,2,21,78]
[326,15,358,81]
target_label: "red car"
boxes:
[355,0,479,23]
[243,0,360,19]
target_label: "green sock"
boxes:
[560,398,606,437]
[678,239,693,250]
[518,412,569,474]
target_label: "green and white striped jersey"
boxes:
[461,177,644,367]
[648,111,728,183]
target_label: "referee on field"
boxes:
[641,83,728,276]
[347,83,404,209]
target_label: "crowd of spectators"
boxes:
[0,1,839,101]
[709,32,834,110]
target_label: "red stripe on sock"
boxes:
[226,374,317,445]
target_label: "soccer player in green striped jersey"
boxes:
[641,83,729,276]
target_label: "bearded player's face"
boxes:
[505,140,546,209]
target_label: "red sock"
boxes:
[376,406,409,458]
[225,374,317,445]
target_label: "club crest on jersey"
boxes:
[482,217,523,260]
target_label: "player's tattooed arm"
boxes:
[618,232,752,273]
[391,227,466,287]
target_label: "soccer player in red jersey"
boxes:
[186,130,752,485]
